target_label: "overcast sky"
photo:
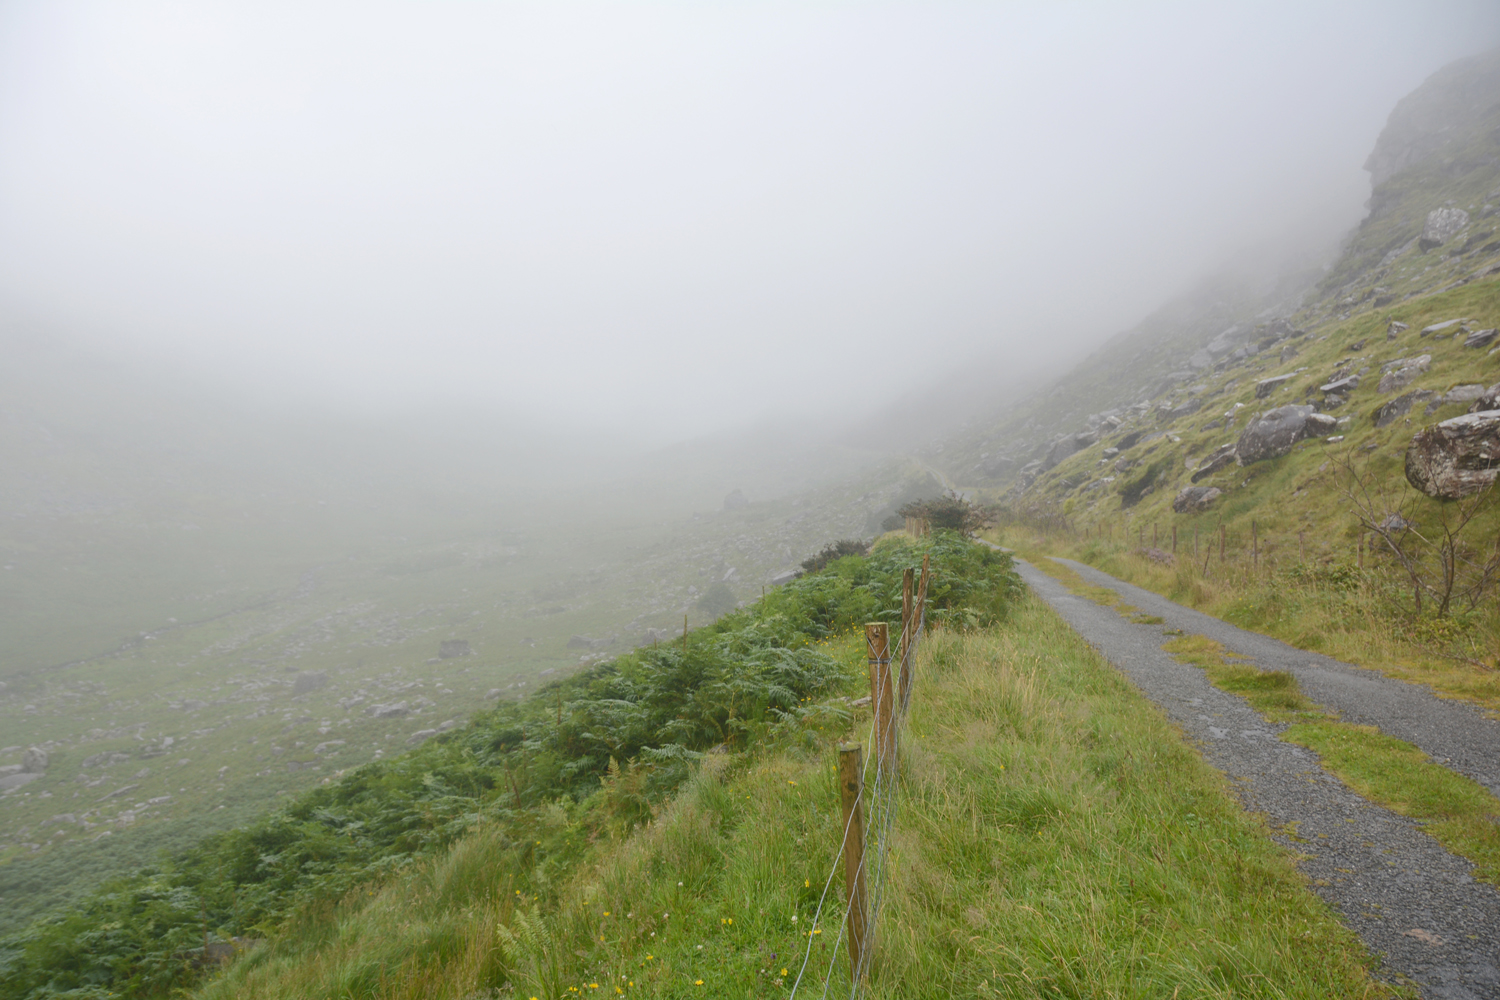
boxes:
[2,2,1497,444]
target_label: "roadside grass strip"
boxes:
[1163,634,1500,888]
[193,598,1391,999]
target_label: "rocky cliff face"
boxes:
[1365,50,1500,191]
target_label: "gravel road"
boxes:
[1013,555,1500,999]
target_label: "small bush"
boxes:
[797,538,867,575]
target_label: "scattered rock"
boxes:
[81,751,132,768]
[1405,412,1500,498]
[1463,328,1498,349]
[1420,207,1469,249]
[1165,398,1202,421]
[291,672,328,695]
[1469,383,1500,412]
[1373,389,1437,428]
[1236,406,1336,465]
[406,729,438,746]
[1137,547,1174,565]
[1279,344,1299,363]
[1254,374,1296,399]
[722,489,748,510]
[485,688,504,699]
[366,701,409,719]
[1378,513,1412,532]
[1443,384,1488,404]
[1419,319,1462,337]
[1377,355,1431,393]
[1387,320,1409,340]
[1346,340,1366,351]
[1190,443,1238,483]
[21,748,48,773]
[1320,375,1360,394]
[1172,486,1222,513]
[438,640,472,659]
[313,741,345,754]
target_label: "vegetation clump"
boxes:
[896,490,995,533]
[0,532,1017,1000]
[796,537,868,575]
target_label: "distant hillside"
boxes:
[931,48,1500,504]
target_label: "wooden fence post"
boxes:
[1252,521,1258,570]
[838,745,869,984]
[899,568,914,714]
[866,623,895,777]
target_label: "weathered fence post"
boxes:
[866,623,895,777]
[838,745,869,983]
[1252,521,1258,570]
[899,568,914,714]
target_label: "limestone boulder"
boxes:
[1172,486,1222,513]
[1405,411,1500,499]
[1377,355,1430,393]
[1373,389,1437,428]
[1468,383,1500,413]
[1190,443,1238,483]
[1235,406,1336,465]
[1420,207,1469,249]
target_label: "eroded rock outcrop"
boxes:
[1173,486,1222,513]
[1405,411,1500,499]
[1236,406,1336,465]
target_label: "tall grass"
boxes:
[1002,527,1500,713]
[196,596,1393,999]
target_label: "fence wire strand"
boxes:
[788,585,927,1000]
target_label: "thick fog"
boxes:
[2,2,1498,444]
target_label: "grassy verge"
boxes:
[198,595,1394,999]
[993,529,1500,716]
[1163,634,1500,887]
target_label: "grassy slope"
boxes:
[0,397,912,936]
[987,273,1500,713]
[195,596,1393,1000]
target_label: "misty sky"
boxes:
[2,2,1498,443]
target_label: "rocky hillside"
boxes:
[932,49,1500,522]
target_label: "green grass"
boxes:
[192,597,1397,999]
[1162,634,1500,888]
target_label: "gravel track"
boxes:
[1013,555,1500,999]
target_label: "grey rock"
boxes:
[438,640,472,659]
[1236,406,1336,465]
[722,489,748,510]
[1420,206,1469,249]
[1279,344,1299,363]
[0,772,42,792]
[21,747,47,773]
[291,672,328,695]
[1386,320,1408,340]
[768,569,798,586]
[1469,383,1500,413]
[1406,411,1500,499]
[1464,328,1498,349]
[366,701,409,719]
[1373,390,1437,428]
[1113,456,1138,474]
[1042,435,1081,471]
[1254,374,1296,399]
[1420,319,1462,336]
[1377,355,1430,393]
[1187,349,1214,370]
[1444,383,1488,404]
[313,740,345,754]
[406,729,438,746]
[1165,398,1202,421]
[1320,375,1360,394]
[81,751,132,768]
[1190,443,1238,483]
[1172,486,1223,514]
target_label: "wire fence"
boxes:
[788,553,931,999]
